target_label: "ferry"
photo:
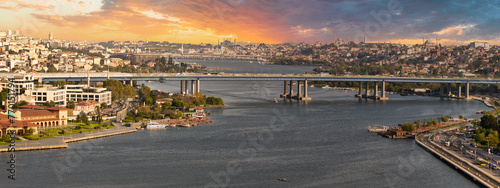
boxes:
[146,121,168,129]
[368,125,389,132]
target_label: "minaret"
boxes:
[347,33,349,43]
[333,33,335,45]
[423,36,425,45]
[87,70,90,87]
[364,32,366,44]
[181,43,184,55]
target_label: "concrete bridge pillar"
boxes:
[180,80,184,94]
[304,80,308,98]
[196,79,200,94]
[365,82,370,97]
[374,82,379,98]
[458,84,462,98]
[185,80,189,95]
[466,82,470,99]
[382,81,386,98]
[283,81,288,95]
[289,81,294,97]
[191,80,195,95]
[440,83,444,97]
[297,81,302,98]
[357,82,363,98]
[447,83,452,96]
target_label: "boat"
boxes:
[368,125,389,133]
[273,98,278,103]
[322,85,331,89]
[180,124,191,128]
[277,178,288,182]
[146,121,168,129]
[309,85,315,88]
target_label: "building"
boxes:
[0,105,69,136]
[48,32,53,41]
[26,87,67,106]
[74,100,100,114]
[11,75,35,95]
[64,85,112,105]
[0,114,39,136]
[470,42,490,50]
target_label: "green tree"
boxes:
[480,115,499,130]
[101,102,108,109]
[47,65,58,72]
[66,100,75,109]
[172,100,186,107]
[402,122,415,132]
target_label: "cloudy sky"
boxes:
[1,0,500,45]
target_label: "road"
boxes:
[417,133,500,187]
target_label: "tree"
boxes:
[172,100,186,107]
[402,122,415,132]
[101,102,108,109]
[47,65,58,72]
[76,112,89,124]
[459,115,464,119]
[53,80,67,87]
[43,100,56,107]
[480,115,499,130]
[66,100,75,109]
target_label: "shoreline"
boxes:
[0,126,138,153]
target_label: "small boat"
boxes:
[277,178,288,182]
[180,124,191,128]
[309,85,315,88]
[273,98,278,103]
[368,125,389,133]
[146,121,168,129]
[322,85,331,89]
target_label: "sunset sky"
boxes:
[1,0,500,45]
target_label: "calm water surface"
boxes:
[1,61,490,187]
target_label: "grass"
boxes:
[0,139,22,145]
[24,122,115,140]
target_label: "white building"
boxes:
[26,87,67,106]
[470,42,490,50]
[64,85,112,105]
[11,75,35,95]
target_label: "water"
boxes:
[1,61,490,187]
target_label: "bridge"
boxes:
[11,72,500,101]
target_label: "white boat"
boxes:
[368,125,389,132]
[180,124,191,128]
[274,98,278,103]
[146,121,168,129]
[322,85,331,89]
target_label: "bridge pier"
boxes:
[191,80,195,95]
[379,81,388,100]
[180,81,184,95]
[185,80,189,95]
[356,82,363,98]
[458,84,462,98]
[196,79,200,94]
[466,82,470,99]
[440,83,444,97]
[280,80,311,101]
[446,83,452,97]
[364,82,370,98]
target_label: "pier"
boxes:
[280,80,311,101]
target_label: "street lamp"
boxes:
[487,138,491,170]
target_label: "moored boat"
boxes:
[368,125,389,132]
[146,121,168,129]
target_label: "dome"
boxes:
[424,40,435,45]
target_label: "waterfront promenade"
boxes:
[416,132,500,187]
[0,126,137,152]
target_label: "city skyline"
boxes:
[1,0,500,45]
